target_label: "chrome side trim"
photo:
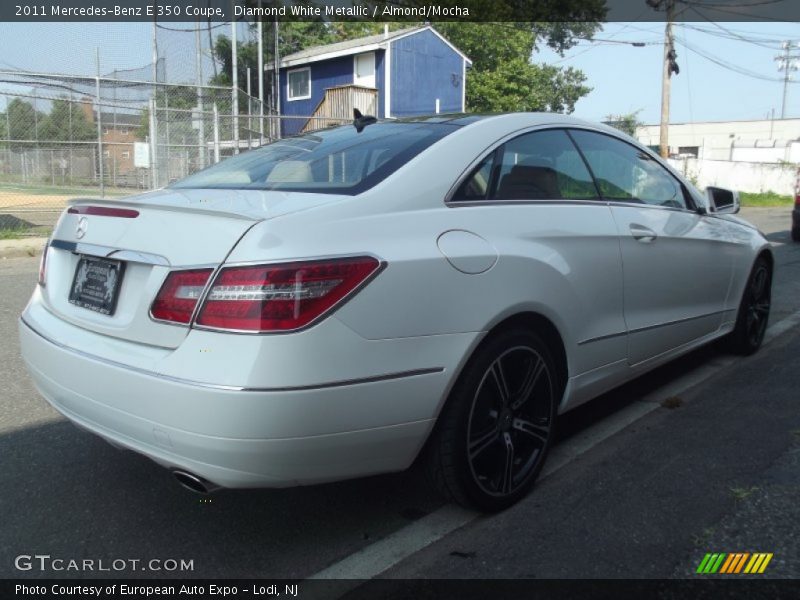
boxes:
[20,317,443,392]
[448,199,605,208]
[50,239,171,267]
[627,309,736,336]
[577,309,736,346]
[107,249,170,266]
[576,330,627,346]
[605,200,698,215]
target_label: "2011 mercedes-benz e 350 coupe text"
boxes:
[20,113,773,511]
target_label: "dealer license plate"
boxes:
[68,256,125,316]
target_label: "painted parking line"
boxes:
[307,309,800,586]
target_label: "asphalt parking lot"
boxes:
[1,207,799,582]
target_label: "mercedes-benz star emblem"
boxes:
[75,217,88,239]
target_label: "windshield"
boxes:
[170,122,459,195]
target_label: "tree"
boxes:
[0,111,7,148]
[604,111,643,137]
[208,22,400,89]
[39,98,96,142]
[434,22,601,113]
[7,98,42,142]
[137,86,203,144]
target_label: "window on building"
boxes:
[120,128,129,135]
[103,150,110,158]
[121,151,130,159]
[287,67,311,101]
[677,146,699,157]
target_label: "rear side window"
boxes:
[453,129,598,202]
[569,130,688,209]
[171,122,457,195]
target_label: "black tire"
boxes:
[726,256,772,355]
[425,328,559,512]
[792,228,800,243]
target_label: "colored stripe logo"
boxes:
[696,552,773,574]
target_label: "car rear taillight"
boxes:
[150,269,214,324]
[38,242,49,287]
[195,256,382,332]
[67,205,139,218]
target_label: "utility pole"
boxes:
[647,0,679,158]
[776,41,800,119]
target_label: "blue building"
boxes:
[277,26,472,136]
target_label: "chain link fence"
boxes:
[0,70,347,232]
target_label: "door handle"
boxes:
[630,224,657,243]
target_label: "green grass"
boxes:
[0,225,52,240]
[0,180,129,197]
[0,226,29,240]
[739,191,794,207]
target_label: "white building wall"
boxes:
[668,157,797,195]
[636,119,800,161]
[731,146,786,163]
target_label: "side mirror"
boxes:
[706,186,740,214]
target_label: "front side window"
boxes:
[287,68,311,100]
[569,130,688,209]
[452,129,598,202]
[170,122,458,195]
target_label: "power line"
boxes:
[682,5,788,49]
[156,23,227,33]
[677,0,787,7]
[682,24,785,49]
[675,35,793,83]
[682,23,800,38]
[676,0,791,21]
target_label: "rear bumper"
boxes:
[18,310,474,489]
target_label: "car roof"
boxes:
[389,112,621,134]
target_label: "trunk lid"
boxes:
[42,188,338,349]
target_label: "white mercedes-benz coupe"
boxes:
[20,113,772,511]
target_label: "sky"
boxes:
[1,20,799,125]
[538,21,800,124]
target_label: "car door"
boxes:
[449,128,628,382]
[568,129,734,365]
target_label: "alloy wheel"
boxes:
[745,264,771,348]
[466,346,554,497]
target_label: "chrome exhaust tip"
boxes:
[172,470,221,494]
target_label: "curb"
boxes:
[0,237,48,260]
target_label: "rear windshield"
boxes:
[170,122,458,195]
